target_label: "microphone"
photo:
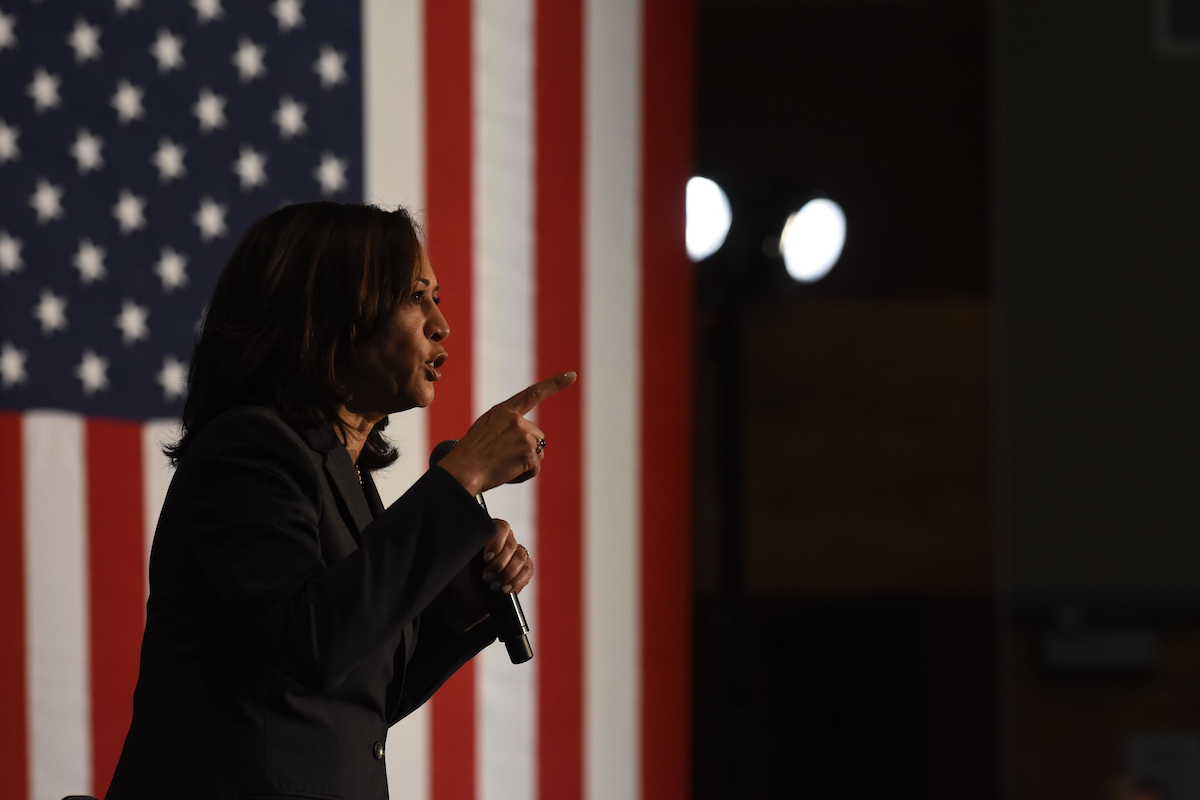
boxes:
[430,439,533,664]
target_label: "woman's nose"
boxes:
[429,308,449,342]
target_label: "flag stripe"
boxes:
[473,1,537,799]
[25,412,90,800]
[534,0,586,797]
[639,0,695,796]
[426,1,479,798]
[583,0,643,798]
[0,413,29,800]
[86,418,146,797]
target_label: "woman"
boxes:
[106,202,575,800]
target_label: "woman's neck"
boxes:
[334,406,383,464]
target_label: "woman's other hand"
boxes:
[481,519,533,595]
[438,371,577,495]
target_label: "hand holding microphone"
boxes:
[431,371,577,665]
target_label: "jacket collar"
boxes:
[300,422,375,536]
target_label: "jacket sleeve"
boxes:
[183,408,496,692]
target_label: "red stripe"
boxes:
[425,1,476,798]
[535,0,584,798]
[86,419,146,797]
[0,413,28,799]
[640,0,695,797]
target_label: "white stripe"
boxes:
[363,1,431,798]
[142,419,179,595]
[363,0,426,217]
[24,411,91,799]
[583,0,643,798]
[473,0,536,798]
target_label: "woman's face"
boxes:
[347,248,449,416]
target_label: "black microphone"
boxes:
[430,439,533,664]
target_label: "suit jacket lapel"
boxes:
[300,422,375,539]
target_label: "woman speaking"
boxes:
[106,201,575,799]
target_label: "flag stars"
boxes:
[115,299,150,345]
[155,247,189,291]
[314,152,348,196]
[314,45,347,88]
[157,355,187,401]
[112,189,147,234]
[0,231,23,276]
[0,119,19,163]
[232,37,266,81]
[70,129,104,173]
[194,197,228,241]
[33,289,68,335]
[75,349,110,395]
[193,88,227,133]
[151,138,186,182]
[115,0,143,14]
[30,179,64,224]
[233,146,268,190]
[192,0,224,24]
[0,342,28,389]
[273,95,307,140]
[271,0,304,32]
[73,239,108,284]
[150,28,185,73]
[0,9,16,52]
[67,18,102,63]
[111,79,146,124]
[28,68,62,113]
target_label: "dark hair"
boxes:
[166,201,423,470]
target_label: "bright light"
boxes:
[780,198,846,282]
[686,177,732,262]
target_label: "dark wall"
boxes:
[1000,0,1200,600]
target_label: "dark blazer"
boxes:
[106,406,497,800]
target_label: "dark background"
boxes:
[691,0,1200,798]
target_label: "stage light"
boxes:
[780,198,846,283]
[686,177,732,262]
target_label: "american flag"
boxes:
[0,1,693,799]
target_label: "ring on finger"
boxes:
[536,438,547,455]
[516,544,530,560]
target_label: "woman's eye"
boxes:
[412,290,425,303]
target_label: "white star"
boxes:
[233,145,267,190]
[314,45,347,88]
[157,354,187,401]
[193,88,227,133]
[111,78,145,124]
[29,179,63,224]
[271,0,304,32]
[69,128,104,173]
[192,0,224,24]
[0,10,17,52]
[73,238,107,284]
[154,247,189,291]
[0,231,23,276]
[151,138,187,182]
[0,342,28,389]
[33,289,68,335]
[27,67,61,113]
[194,197,228,241]
[115,0,143,14]
[75,349,110,395]
[149,28,184,73]
[0,119,19,164]
[232,37,266,82]
[273,95,307,140]
[67,18,102,63]
[115,299,150,345]
[112,188,147,234]
[314,152,349,196]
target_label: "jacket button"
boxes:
[373,741,385,761]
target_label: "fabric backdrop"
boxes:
[0,1,692,798]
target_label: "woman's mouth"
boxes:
[426,352,448,380]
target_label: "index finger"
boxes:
[503,371,578,415]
